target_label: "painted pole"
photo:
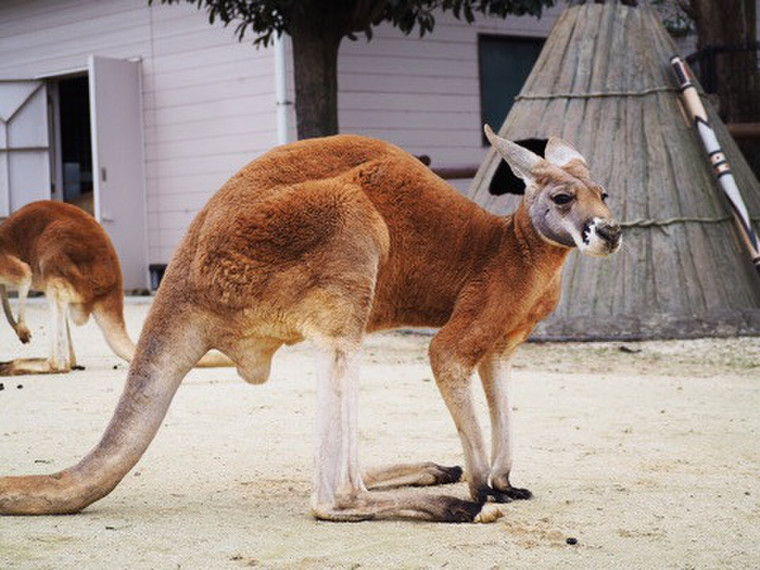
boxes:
[670,55,760,278]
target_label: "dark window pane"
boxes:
[478,35,544,144]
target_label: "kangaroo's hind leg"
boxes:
[66,318,77,369]
[45,285,74,372]
[0,291,74,376]
[0,260,72,376]
[310,338,481,523]
[363,463,463,490]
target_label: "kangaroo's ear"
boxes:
[544,136,587,168]
[484,125,542,184]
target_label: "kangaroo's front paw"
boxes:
[494,485,532,501]
[16,325,31,344]
[476,484,533,504]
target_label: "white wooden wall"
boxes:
[0,0,279,265]
[338,5,563,175]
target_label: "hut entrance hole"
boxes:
[488,138,547,196]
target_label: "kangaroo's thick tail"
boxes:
[93,291,137,362]
[0,297,209,515]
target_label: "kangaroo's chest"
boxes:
[507,272,563,338]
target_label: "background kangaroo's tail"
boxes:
[93,290,137,362]
[93,289,232,367]
[0,298,209,515]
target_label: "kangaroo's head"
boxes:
[485,125,621,256]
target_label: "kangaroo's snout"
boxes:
[595,221,621,247]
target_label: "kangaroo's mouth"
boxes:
[581,224,592,245]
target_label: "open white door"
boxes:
[88,56,148,290]
[0,81,50,217]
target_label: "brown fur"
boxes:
[0,132,620,521]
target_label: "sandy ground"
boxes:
[1,298,758,569]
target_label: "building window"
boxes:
[478,34,544,144]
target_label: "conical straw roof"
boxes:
[469,1,760,340]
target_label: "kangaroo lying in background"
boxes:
[0,201,135,375]
[0,127,620,522]
[0,201,229,375]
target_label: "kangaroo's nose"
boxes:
[596,221,621,245]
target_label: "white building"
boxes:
[2,1,583,288]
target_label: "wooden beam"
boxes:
[727,122,760,139]
[431,165,479,180]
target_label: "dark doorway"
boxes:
[58,76,94,214]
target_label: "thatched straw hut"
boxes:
[469,1,760,340]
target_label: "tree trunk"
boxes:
[689,0,760,123]
[688,0,760,178]
[290,7,344,139]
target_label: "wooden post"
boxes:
[671,55,760,277]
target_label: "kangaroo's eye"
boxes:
[601,191,609,202]
[552,194,573,205]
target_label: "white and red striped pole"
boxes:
[671,55,760,277]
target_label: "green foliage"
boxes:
[149,0,555,46]
[649,0,692,37]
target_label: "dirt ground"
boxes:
[1,299,758,569]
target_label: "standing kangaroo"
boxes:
[0,127,620,521]
[0,201,134,375]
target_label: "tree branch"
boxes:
[351,0,388,32]
[676,0,697,21]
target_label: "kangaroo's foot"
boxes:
[363,462,463,490]
[476,484,532,504]
[312,490,484,523]
[0,358,71,376]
